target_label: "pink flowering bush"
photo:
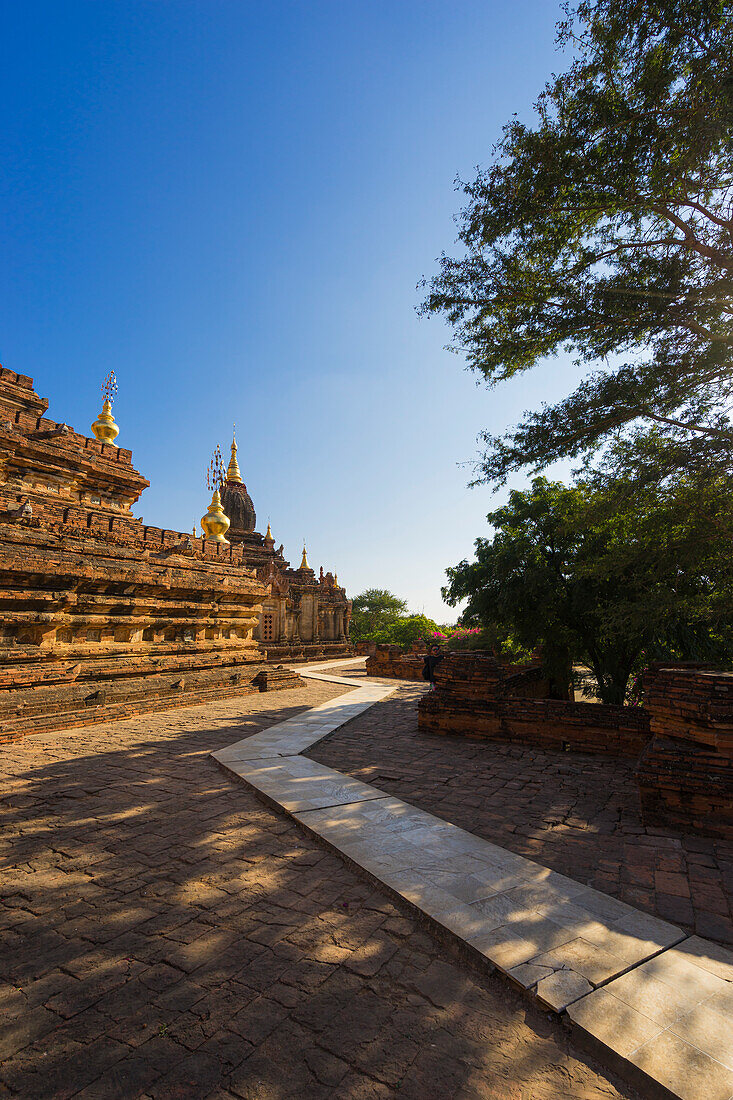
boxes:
[415,625,483,650]
[425,626,480,643]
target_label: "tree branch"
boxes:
[641,412,733,440]
[654,204,733,272]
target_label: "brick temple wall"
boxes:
[0,522,281,740]
[264,641,354,663]
[0,369,309,740]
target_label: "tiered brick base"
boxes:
[253,665,306,692]
[638,668,733,839]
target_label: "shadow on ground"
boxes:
[0,681,639,1099]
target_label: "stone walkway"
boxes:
[0,675,635,1099]
[309,674,733,946]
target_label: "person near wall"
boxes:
[422,645,444,689]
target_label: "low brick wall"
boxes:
[417,653,733,838]
[419,691,650,756]
[264,642,353,663]
[418,653,650,757]
[365,645,426,681]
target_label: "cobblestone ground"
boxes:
[0,676,636,1100]
[309,671,733,946]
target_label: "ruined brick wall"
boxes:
[419,692,650,756]
[365,645,426,681]
[418,652,650,757]
[427,652,553,698]
[263,642,355,663]
[637,667,733,839]
[366,646,559,689]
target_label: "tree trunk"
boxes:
[592,661,632,706]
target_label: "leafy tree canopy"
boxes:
[389,614,440,648]
[443,473,733,703]
[350,593,440,645]
[350,589,408,641]
[421,0,733,485]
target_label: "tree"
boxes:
[421,0,733,486]
[443,475,733,704]
[349,589,408,641]
[389,614,439,648]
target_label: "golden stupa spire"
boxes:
[300,542,310,570]
[201,445,230,544]
[91,371,120,446]
[226,425,243,484]
[266,521,273,539]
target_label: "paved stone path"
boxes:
[220,662,733,1100]
[309,674,733,946]
[0,678,636,1099]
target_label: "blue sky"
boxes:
[2,1,580,621]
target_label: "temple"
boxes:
[0,367,351,741]
[218,436,351,657]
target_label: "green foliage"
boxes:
[350,593,441,646]
[445,626,532,659]
[421,0,733,487]
[443,472,733,704]
[349,589,408,641]
[388,614,440,648]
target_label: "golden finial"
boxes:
[201,447,230,544]
[226,426,243,484]
[266,521,273,539]
[334,573,339,587]
[91,371,120,445]
[206,445,225,493]
[300,542,310,570]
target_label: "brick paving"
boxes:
[0,677,636,1099]
[309,672,733,947]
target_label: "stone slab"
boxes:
[630,1030,733,1100]
[300,657,367,673]
[568,938,733,1100]
[293,796,682,987]
[222,755,388,813]
[536,970,593,1011]
[300,673,374,687]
